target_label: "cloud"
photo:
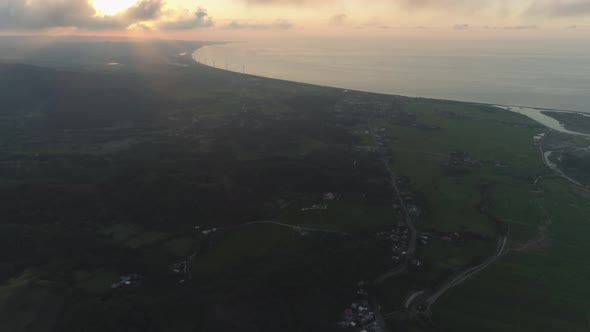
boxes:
[239,0,499,12]
[396,0,493,11]
[238,0,590,17]
[0,0,212,31]
[273,19,295,29]
[0,0,103,30]
[329,13,348,25]
[225,19,293,30]
[242,0,321,5]
[526,0,590,17]
[356,18,391,29]
[451,24,538,30]
[157,7,213,30]
[495,24,538,29]
[121,0,164,21]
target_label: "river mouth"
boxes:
[494,106,590,137]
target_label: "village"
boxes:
[171,252,197,284]
[338,283,377,331]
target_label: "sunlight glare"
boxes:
[93,0,138,15]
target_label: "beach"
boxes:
[194,39,590,114]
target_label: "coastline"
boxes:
[192,41,590,115]
[190,46,589,137]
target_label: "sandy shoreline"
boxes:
[190,46,588,137]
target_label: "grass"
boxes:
[420,238,496,283]
[378,275,421,312]
[489,177,545,242]
[376,101,543,239]
[99,223,142,242]
[124,230,174,249]
[370,100,558,322]
[0,273,64,332]
[192,223,299,278]
[157,237,196,256]
[1,54,588,331]
[277,197,397,233]
[74,270,120,293]
[433,178,590,332]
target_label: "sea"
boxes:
[193,38,590,114]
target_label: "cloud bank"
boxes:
[525,0,590,16]
[0,0,213,30]
[225,19,294,30]
[1,0,590,32]
[240,0,590,17]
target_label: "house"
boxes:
[323,192,337,201]
[343,308,354,321]
[112,274,144,289]
[202,228,218,235]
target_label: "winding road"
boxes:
[407,234,508,313]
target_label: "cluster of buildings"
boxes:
[378,224,428,268]
[338,284,376,329]
[397,189,421,218]
[373,128,389,147]
[301,193,339,212]
[441,232,461,242]
[111,274,144,289]
[200,227,218,235]
[383,224,411,265]
[448,151,480,167]
[301,204,327,212]
[449,151,511,169]
[171,253,196,284]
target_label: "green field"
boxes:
[433,178,590,331]
[0,41,589,332]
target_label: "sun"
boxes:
[93,0,138,15]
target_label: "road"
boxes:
[540,147,584,188]
[367,122,418,332]
[200,220,348,239]
[407,234,509,313]
[404,291,424,308]
[372,305,389,332]
[368,123,418,283]
[242,220,348,235]
[369,130,562,326]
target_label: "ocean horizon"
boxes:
[194,38,590,113]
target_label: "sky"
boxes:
[1,0,590,39]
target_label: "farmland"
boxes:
[0,40,589,332]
